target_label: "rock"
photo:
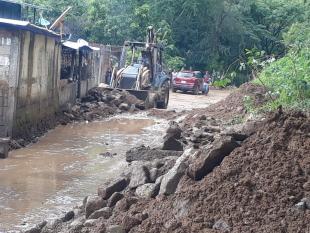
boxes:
[85,196,106,218]
[159,149,194,195]
[41,219,63,233]
[88,207,112,220]
[135,183,157,198]
[62,210,75,222]
[107,192,124,207]
[84,219,99,227]
[162,137,184,151]
[122,215,142,232]
[69,217,85,229]
[126,146,183,162]
[129,166,150,189]
[98,178,128,200]
[119,103,129,111]
[25,221,47,233]
[149,168,158,183]
[106,225,125,233]
[295,201,306,211]
[213,219,231,232]
[301,197,310,209]
[166,122,182,139]
[303,181,310,191]
[162,122,184,151]
[188,136,240,181]
[115,197,139,212]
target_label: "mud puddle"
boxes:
[0,114,167,232]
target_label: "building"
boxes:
[0,18,62,141]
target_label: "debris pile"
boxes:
[63,88,145,122]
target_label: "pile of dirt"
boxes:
[187,83,268,124]
[109,111,309,233]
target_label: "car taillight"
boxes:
[187,78,196,83]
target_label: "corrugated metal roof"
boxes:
[0,17,60,39]
[63,39,100,51]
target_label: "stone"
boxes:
[98,178,128,200]
[162,137,184,151]
[135,183,157,198]
[84,219,99,227]
[85,196,106,218]
[149,168,158,183]
[213,219,231,232]
[301,197,310,209]
[188,136,240,181]
[62,210,75,222]
[295,201,306,211]
[88,207,112,220]
[162,122,184,151]
[107,192,124,207]
[119,103,129,111]
[69,217,85,229]
[126,146,183,163]
[166,122,182,139]
[115,197,139,212]
[41,219,63,233]
[303,181,310,191]
[129,166,150,189]
[25,221,47,233]
[106,225,125,233]
[122,215,142,232]
[159,149,194,195]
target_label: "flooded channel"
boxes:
[0,114,167,232]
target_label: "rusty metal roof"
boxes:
[0,18,60,39]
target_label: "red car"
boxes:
[172,71,204,95]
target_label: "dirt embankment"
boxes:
[10,88,144,150]
[24,84,310,233]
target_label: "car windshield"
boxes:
[177,72,193,78]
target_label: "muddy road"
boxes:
[0,90,229,232]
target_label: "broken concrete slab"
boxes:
[187,136,240,181]
[159,149,194,195]
[98,178,128,200]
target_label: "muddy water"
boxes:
[0,115,166,232]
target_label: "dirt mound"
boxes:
[192,83,267,122]
[109,111,310,233]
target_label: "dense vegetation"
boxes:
[26,0,309,109]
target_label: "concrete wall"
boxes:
[58,80,77,110]
[12,30,61,137]
[0,29,20,137]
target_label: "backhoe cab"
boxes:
[109,26,170,109]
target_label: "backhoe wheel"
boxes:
[156,81,170,109]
